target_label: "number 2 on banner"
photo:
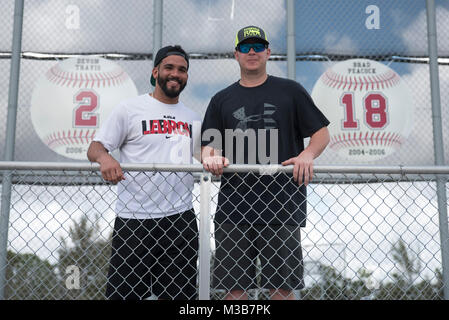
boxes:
[73,90,98,127]
[341,93,388,129]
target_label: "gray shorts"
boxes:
[212,223,304,291]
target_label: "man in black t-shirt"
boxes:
[201,26,330,300]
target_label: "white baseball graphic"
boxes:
[311,59,414,161]
[30,56,138,160]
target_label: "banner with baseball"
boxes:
[30,56,137,160]
[0,1,447,165]
[311,59,414,163]
[8,57,445,165]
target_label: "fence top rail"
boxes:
[0,161,448,175]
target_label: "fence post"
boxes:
[286,0,296,80]
[198,172,212,300]
[0,0,24,300]
[426,0,449,300]
[153,0,163,65]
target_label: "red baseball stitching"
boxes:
[45,65,129,88]
[45,129,96,149]
[329,131,403,150]
[323,69,400,91]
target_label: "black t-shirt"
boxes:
[201,75,329,226]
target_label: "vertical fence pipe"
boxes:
[286,0,296,80]
[153,0,163,63]
[0,0,24,300]
[198,173,212,300]
[426,0,449,300]
[287,1,298,299]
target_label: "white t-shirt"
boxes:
[94,94,201,219]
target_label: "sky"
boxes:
[1,0,448,55]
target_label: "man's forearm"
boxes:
[87,141,110,163]
[303,126,330,159]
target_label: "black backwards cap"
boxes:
[235,25,269,49]
[150,45,189,86]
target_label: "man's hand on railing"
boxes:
[87,141,125,184]
[97,154,125,184]
[282,149,314,186]
[202,155,229,177]
[201,146,229,177]
[282,127,329,186]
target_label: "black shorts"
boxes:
[105,209,198,300]
[212,223,304,291]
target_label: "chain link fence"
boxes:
[0,0,448,301]
[0,0,447,164]
[0,163,447,300]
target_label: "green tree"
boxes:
[301,264,376,300]
[374,239,441,300]
[57,215,111,300]
[5,250,60,299]
[300,239,442,300]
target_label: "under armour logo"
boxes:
[233,103,277,130]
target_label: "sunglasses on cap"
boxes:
[236,43,267,53]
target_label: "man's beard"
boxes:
[157,75,187,98]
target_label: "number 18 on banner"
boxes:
[311,59,414,162]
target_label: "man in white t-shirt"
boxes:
[87,45,201,300]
